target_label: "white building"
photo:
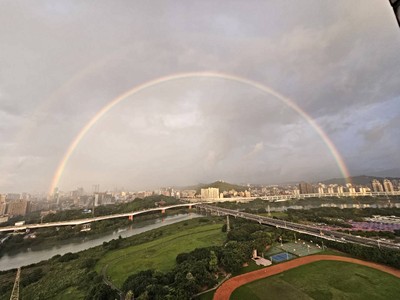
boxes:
[383,179,394,192]
[201,188,219,199]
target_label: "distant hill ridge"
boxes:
[177,181,248,193]
[199,181,248,192]
[175,175,399,192]
[321,175,400,186]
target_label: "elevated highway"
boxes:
[2,202,399,251]
[0,203,202,233]
[183,191,400,203]
[197,204,399,251]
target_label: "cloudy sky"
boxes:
[1,1,399,193]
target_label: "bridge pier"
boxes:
[226,215,230,232]
[128,215,133,221]
[161,209,165,214]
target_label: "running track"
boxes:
[213,255,400,300]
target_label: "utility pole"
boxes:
[10,267,21,300]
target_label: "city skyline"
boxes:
[1,1,400,193]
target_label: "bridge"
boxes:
[183,191,400,203]
[2,201,399,251]
[0,203,203,233]
[197,204,399,251]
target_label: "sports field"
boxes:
[95,223,225,288]
[270,252,296,263]
[267,241,322,258]
[230,260,400,300]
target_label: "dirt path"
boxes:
[213,255,400,300]
[102,264,122,294]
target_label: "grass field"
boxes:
[230,260,400,300]
[96,223,226,288]
[54,287,85,300]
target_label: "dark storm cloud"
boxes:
[0,0,399,192]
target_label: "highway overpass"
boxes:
[197,204,399,251]
[182,191,400,203]
[0,203,202,233]
[2,202,399,251]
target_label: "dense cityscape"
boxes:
[1,177,400,224]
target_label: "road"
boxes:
[182,191,400,203]
[0,203,200,232]
[197,204,399,250]
[2,201,398,250]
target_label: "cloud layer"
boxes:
[0,0,399,192]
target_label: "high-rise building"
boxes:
[337,186,344,194]
[299,182,314,194]
[92,184,100,194]
[0,203,6,215]
[371,179,384,192]
[383,179,394,192]
[6,193,21,201]
[201,188,219,199]
[6,200,29,216]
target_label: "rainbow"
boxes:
[49,71,350,194]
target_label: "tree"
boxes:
[209,250,219,272]
[85,283,118,300]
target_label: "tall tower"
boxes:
[383,179,394,192]
[299,182,313,194]
[371,179,384,192]
[92,184,100,194]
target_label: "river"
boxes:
[0,213,201,271]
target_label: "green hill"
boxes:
[196,181,247,193]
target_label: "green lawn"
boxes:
[54,287,85,300]
[231,260,400,300]
[96,223,226,288]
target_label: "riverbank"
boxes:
[0,215,223,299]
[0,211,200,271]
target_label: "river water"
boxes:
[0,213,201,271]
[2,201,399,271]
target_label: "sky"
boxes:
[0,1,399,193]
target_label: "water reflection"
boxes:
[0,213,201,271]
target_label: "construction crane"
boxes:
[10,267,21,300]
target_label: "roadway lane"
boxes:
[0,203,199,232]
[198,204,399,250]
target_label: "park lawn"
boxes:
[54,287,85,300]
[231,260,400,300]
[96,223,226,288]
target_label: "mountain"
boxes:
[367,168,400,178]
[177,181,248,193]
[200,181,248,192]
[321,175,400,186]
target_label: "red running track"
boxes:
[213,255,400,300]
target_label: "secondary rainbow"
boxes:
[49,71,350,194]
